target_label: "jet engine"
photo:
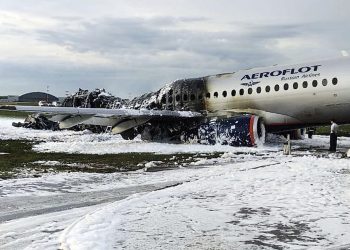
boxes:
[198,115,266,147]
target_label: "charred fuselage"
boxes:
[126,77,208,112]
[121,77,211,143]
[119,77,264,146]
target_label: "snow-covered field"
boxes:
[1,117,350,249]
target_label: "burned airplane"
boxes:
[4,57,350,146]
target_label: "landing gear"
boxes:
[120,128,138,140]
[138,121,199,143]
[307,127,315,139]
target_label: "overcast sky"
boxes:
[0,0,349,97]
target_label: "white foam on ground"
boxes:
[2,116,350,249]
[0,117,279,154]
[60,156,350,249]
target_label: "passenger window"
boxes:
[239,89,244,95]
[183,94,188,101]
[222,91,227,97]
[168,96,173,103]
[322,79,327,86]
[332,77,338,85]
[214,92,218,98]
[176,94,180,102]
[256,86,261,93]
[206,93,211,98]
[302,81,308,88]
[284,83,289,90]
[312,80,318,87]
[231,90,236,96]
[293,82,298,89]
[190,94,196,101]
[265,86,271,93]
[248,88,253,94]
[274,84,279,91]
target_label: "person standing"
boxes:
[329,120,339,152]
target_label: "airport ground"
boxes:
[1,108,350,180]
[1,113,350,249]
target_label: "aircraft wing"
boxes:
[13,106,202,118]
[4,106,203,134]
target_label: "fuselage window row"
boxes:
[196,77,338,100]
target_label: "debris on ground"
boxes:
[13,88,127,132]
[12,114,60,131]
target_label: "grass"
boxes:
[0,102,38,106]
[315,124,350,137]
[0,110,29,118]
[0,103,35,118]
[0,140,222,179]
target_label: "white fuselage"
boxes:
[205,57,350,128]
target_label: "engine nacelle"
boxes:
[198,115,266,147]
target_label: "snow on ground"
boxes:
[2,117,350,249]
